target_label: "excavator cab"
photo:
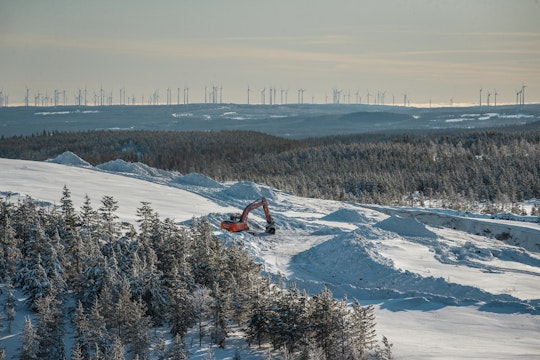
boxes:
[220,197,276,234]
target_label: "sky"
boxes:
[1,0,539,106]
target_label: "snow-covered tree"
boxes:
[0,213,21,280]
[60,185,79,231]
[166,334,187,360]
[377,335,394,360]
[72,300,92,358]
[99,195,120,243]
[114,280,151,359]
[34,288,65,359]
[107,336,125,360]
[168,277,194,337]
[19,317,39,360]
[270,283,309,354]
[3,279,17,333]
[350,299,377,353]
[308,286,347,359]
[190,286,213,346]
[70,342,84,360]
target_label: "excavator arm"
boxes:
[220,197,276,234]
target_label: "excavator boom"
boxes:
[220,197,276,234]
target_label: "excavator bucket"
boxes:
[265,222,276,234]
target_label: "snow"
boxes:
[46,150,91,167]
[1,155,540,359]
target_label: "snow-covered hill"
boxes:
[1,103,540,138]
[1,155,540,359]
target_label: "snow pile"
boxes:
[375,215,438,238]
[96,159,172,180]
[45,151,91,167]
[219,181,277,200]
[321,208,371,224]
[173,173,223,189]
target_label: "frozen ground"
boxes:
[1,154,540,359]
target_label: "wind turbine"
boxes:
[494,90,498,107]
[479,88,482,108]
[298,88,305,104]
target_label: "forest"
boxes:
[1,121,539,209]
[0,188,392,359]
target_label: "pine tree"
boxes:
[70,342,84,360]
[0,213,21,280]
[107,336,125,360]
[80,193,99,235]
[210,282,231,348]
[246,278,273,348]
[60,185,79,231]
[154,334,167,360]
[114,280,151,359]
[377,336,394,360]
[190,286,213,346]
[350,299,377,353]
[99,195,119,243]
[87,298,109,357]
[166,334,187,360]
[308,286,345,359]
[72,301,92,358]
[34,288,65,359]
[270,283,309,354]
[19,317,39,360]
[168,278,195,337]
[3,279,16,333]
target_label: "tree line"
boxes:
[0,188,392,359]
[1,123,539,208]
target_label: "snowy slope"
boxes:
[1,156,540,359]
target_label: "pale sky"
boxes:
[1,0,539,106]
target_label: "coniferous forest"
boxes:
[0,123,539,208]
[0,188,390,359]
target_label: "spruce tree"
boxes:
[99,195,119,243]
[34,288,65,359]
[0,213,21,280]
[70,342,84,360]
[19,317,39,360]
[166,334,187,360]
[72,301,91,358]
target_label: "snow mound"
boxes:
[321,208,369,223]
[45,151,91,167]
[173,173,223,189]
[219,181,277,200]
[96,159,170,178]
[375,215,437,238]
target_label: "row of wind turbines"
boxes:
[5,83,530,108]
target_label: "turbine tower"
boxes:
[479,88,482,108]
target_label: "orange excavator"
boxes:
[220,197,276,234]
